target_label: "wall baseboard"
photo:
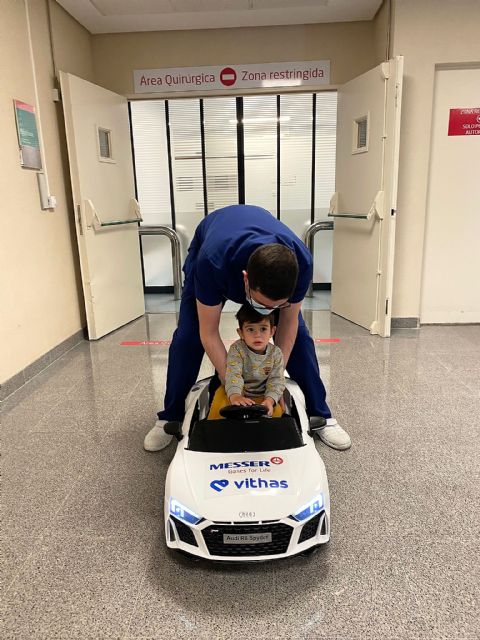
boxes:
[145,286,174,293]
[391,317,420,329]
[0,329,86,402]
[145,284,332,294]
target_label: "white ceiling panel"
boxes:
[172,1,250,12]
[253,0,329,8]
[90,1,174,16]
[58,0,383,33]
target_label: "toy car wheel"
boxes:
[171,548,202,563]
[300,545,321,558]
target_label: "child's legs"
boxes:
[207,386,230,420]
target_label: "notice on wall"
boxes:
[448,108,480,136]
[13,100,42,169]
[133,60,330,94]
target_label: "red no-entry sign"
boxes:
[220,67,237,87]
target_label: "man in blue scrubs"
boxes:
[144,204,351,451]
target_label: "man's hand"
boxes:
[261,396,275,417]
[230,394,255,407]
[196,300,227,382]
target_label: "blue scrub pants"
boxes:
[157,279,332,422]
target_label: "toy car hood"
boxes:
[173,445,328,523]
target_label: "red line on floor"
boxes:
[121,338,340,346]
[121,340,172,346]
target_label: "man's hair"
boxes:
[247,244,299,300]
[236,304,275,328]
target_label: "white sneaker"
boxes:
[144,419,173,452]
[316,418,352,450]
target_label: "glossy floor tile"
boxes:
[1,307,479,640]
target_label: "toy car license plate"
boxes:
[223,532,272,544]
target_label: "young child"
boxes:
[208,304,285,419]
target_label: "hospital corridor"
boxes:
[2,302,479,638]
[1,1,479,638]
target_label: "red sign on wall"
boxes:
[448,108,480,136]
[220,67,237,87]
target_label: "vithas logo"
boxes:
[210,479,229,492]
[210,478,288,492]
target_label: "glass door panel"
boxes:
[315,92,337,220]
[244,95,277,216]
[130,100,173,286]
[279,93,312,240]
[203,97,238,212]
[314,92,337,284]
[168,99,205,265]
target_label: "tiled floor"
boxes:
[2,304,479,639]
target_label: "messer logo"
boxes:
[209,456,284,471]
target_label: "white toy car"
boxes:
[164,377,330,562]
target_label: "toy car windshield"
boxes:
[188,416,304,453]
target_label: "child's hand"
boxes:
[261,397,275,417]
[230,394,255,407]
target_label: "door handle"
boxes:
[328,191,384,221]
[328,212,370,220]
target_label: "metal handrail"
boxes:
[303,221,334,298]
[139,226,183,300]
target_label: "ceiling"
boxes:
[57,0,384,34]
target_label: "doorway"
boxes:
[421,66,480,324]
[129,92,337,311]
[61,60,401,338]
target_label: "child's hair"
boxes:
[236,304,275,328]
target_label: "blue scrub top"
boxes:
[184,205,313,306]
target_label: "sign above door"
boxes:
[133,60,330,94]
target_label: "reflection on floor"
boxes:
[145,290,332,314]
[2,307,479,639]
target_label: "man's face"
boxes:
[242,271,290,312]
[237,319,275,354]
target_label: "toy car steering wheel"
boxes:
[219,404,268,420]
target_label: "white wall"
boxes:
[0,0,94,384]
[420,67,480,323]
[91,21,377,97]
[391,0,480,319]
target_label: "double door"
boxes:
[61,58,403,339]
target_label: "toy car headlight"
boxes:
[169,498,202,525]
[291,494,324,522]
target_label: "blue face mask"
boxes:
[245,284,290,315]
[250,304,274,316]
[245,287,274,315]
